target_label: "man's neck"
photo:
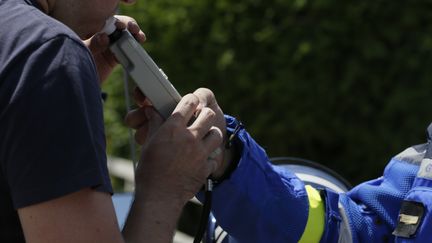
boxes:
[35,0,52,14]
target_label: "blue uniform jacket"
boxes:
[209,116,432,242]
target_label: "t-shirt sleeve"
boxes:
[1,36,112,209]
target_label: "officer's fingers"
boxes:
[202,127,224,175]
[188,107,216,139]
[193,88,217,109]
[169,94,199,126]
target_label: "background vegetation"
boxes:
[103,0,432,186]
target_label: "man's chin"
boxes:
[83,33,94,40]
[82,29,100,40]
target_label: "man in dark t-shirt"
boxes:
[0,0,113,240]
[0,0,226,242]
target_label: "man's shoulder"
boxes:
[0,0,94,82]
[0,0,84,55]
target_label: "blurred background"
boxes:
[104,0,432,238]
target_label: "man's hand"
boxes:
[122,91,224,242]
[83,15,146,83]
[125,88,230,180]
[132,92,223,203]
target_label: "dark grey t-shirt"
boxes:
[0,0,112,241]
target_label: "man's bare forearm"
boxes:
[122,192,185,243]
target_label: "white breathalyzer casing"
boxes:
[103,18,223,167]
[103,17,181,120]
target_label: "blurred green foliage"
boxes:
[104,0,432,185]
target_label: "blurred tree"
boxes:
[104,0,432,185]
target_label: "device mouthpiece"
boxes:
[102,16,117,35]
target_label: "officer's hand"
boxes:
[83,15,146,83]
[192,88,231,179]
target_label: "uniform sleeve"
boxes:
[206,117,423,242]
[333,146,422,243]
[207,115,309,242]
[1,36,112,209]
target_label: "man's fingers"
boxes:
[84,33,109,55]
[133,87,152,107]
[121,0,136,4]
[134,126,148,145]
[114,15,146,43]
[127,22,146,43]
[146,107,164,138]
[124,107,148,129]
[128,107,163,145]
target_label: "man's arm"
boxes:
[18,93,222,243]
[121,189,185,243]
[18,188,186,243]
[18,189,123,243]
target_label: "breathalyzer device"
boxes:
[103,17,181,120]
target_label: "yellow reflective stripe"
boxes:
[298,185,325,243]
